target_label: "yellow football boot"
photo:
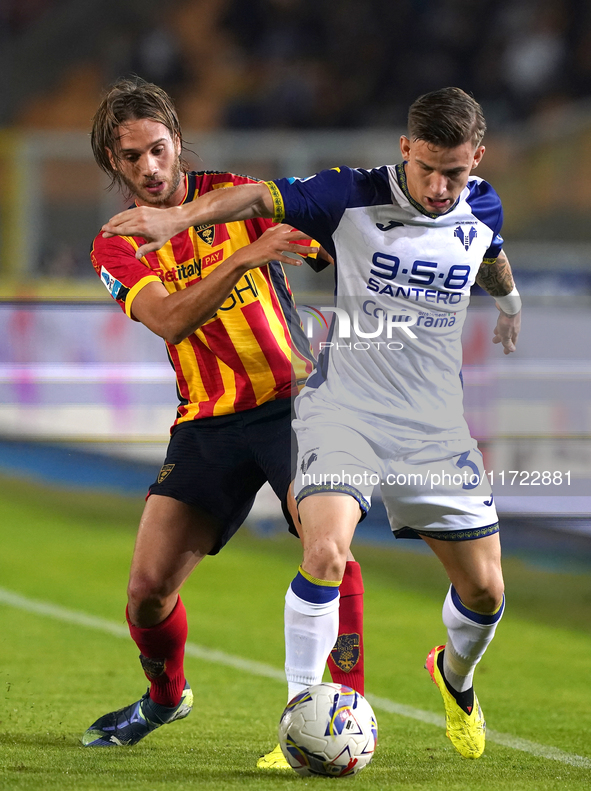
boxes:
[425,645,485,759]
[256,743,291,769]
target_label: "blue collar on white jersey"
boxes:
[395,162,462,219]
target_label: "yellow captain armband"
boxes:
[264,181,285,222]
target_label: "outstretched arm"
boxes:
[102,182,275,259]
[475,249,521,355]
[132,225,315,345]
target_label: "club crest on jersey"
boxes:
[194,224,215,246]
[301,449,318,474]
[454,225,477,250]
[157,463,175,483]
[330,633,360,672]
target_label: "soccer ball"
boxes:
[278,683,377,777]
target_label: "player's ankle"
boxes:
[437,649,474,714]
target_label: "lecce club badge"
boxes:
[194,224,215,246]
[158,464,175,483]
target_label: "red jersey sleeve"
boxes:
[90,232,163,319]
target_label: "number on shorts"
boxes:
[455,450,480,490]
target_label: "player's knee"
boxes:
[460,577,504,614]
[303,539,347,582]
[127,573,171,611]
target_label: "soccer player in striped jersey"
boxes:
[81,79,365,764]
[100,88,522,760]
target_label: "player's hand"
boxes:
[232,225,318,270]
[102,206,185,258]
[492,305,521,355]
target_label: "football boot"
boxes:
[256,743,291,769]
[425,645,485,759]
[81,682,193,747]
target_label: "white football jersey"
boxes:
[268,164,504,439]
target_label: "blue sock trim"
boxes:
[290,571,340,605]
[451,585,505,625]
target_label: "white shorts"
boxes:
[293,395,498,541]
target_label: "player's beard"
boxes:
[121,156,184,207]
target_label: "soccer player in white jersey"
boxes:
[101,87,521,760]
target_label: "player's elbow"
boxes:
[144,311,193,345]
[162,323,193,346]
[160,314,212,345]
[165,331,186,346]
[133,287,212,344]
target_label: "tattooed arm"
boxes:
[475,249,521,355]
[475,249,515,296]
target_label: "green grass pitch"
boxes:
[0,474,590,790]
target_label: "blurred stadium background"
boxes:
[0,0,590,561]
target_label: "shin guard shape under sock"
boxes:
[127,597,188,707]
[327,560,365,694]
[442,585,504,693]
[285,566,340,698]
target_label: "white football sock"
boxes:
[442,585,504,693]
[285,585,339,702]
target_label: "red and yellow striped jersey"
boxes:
[91,171,315,425]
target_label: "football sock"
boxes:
[437,648,475,715]
[327,560,365,694]
[442,584,505,693]
[285,565,341,702]
[127,596,188,707]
